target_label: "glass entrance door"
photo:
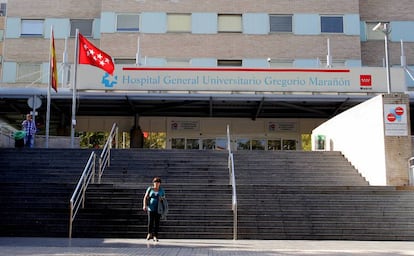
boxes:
[171,137,297,150]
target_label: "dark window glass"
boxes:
[270,15,292,33]
[70,19,93,37]
[321,16,343,33]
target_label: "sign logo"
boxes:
[360,74,372,90]
[101,73,118,88]
[395,106,404,116]
[387,113,396,122]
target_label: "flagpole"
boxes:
[401,40,406,67]
[62,37,68,86]
[326,38,332,68]
[71,29,79,148]
[46,25,53,148]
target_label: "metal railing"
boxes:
[69,152,96,238]
[0,124,17,148]
[408,157,414,185]
[98,123,118,183]
[226,124,237,240]
[68,123,119,238]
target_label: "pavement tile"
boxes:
[1,238,414,256]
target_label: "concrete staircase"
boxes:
[234,151,414,240]
[0,148,93,237]
[2,148,414,241]
[72,149,233,239]
[234,151,368,186]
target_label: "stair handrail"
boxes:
[69,151,96,238]
[0,124,17,148]
[227,124,237,240]
[98,123,119,183]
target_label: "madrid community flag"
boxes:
[78,33,115,75]
[50,29,58,92]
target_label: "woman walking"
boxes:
[142,177,165,242]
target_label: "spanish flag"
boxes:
[50,29,58,92]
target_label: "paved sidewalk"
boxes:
[1,237,414,255]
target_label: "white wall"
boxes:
[312,95,386,185]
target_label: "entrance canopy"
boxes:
[0,87,383,129]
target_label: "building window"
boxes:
[16,63,42,83]
[218,14,242,33]
[166,58,190,67]
[321,16,343,33]
[202,139,215,150]
[186,139,200,149]
[268,139,282,150]
[215,138,227,150]
[319,59,346,67]
[252,139,266,150]
[114,58,136,64]
[167,14,191,32]
[237,138,251,150]
[269,15,292,33]
[283,139,297,150]
[0,3,7,16]
[21,19,44,36]
[70,19,93,37]
[217,59,242,67]
[268,59,294,67]
[171,138,185,149]
[117,14,140,32]
[366,22,388,40]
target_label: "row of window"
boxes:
[20,16,388,41]
[115,58,347,67]
[171,137,297,151]
[122,14,343,34]
[20,14,345,36]
[21,19,93,37]
[83,131,299,150]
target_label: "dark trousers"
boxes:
[24,134,34,148]
[147,211,161,236]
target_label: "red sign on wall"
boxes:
[360,75,372,87]
[384,104,408,136]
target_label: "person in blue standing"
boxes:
[142,176,165,242]
[22,114,37,148]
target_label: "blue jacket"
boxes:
[146,187,166,214]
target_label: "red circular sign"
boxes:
[395,106,404,116]
[387,113,396,122]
